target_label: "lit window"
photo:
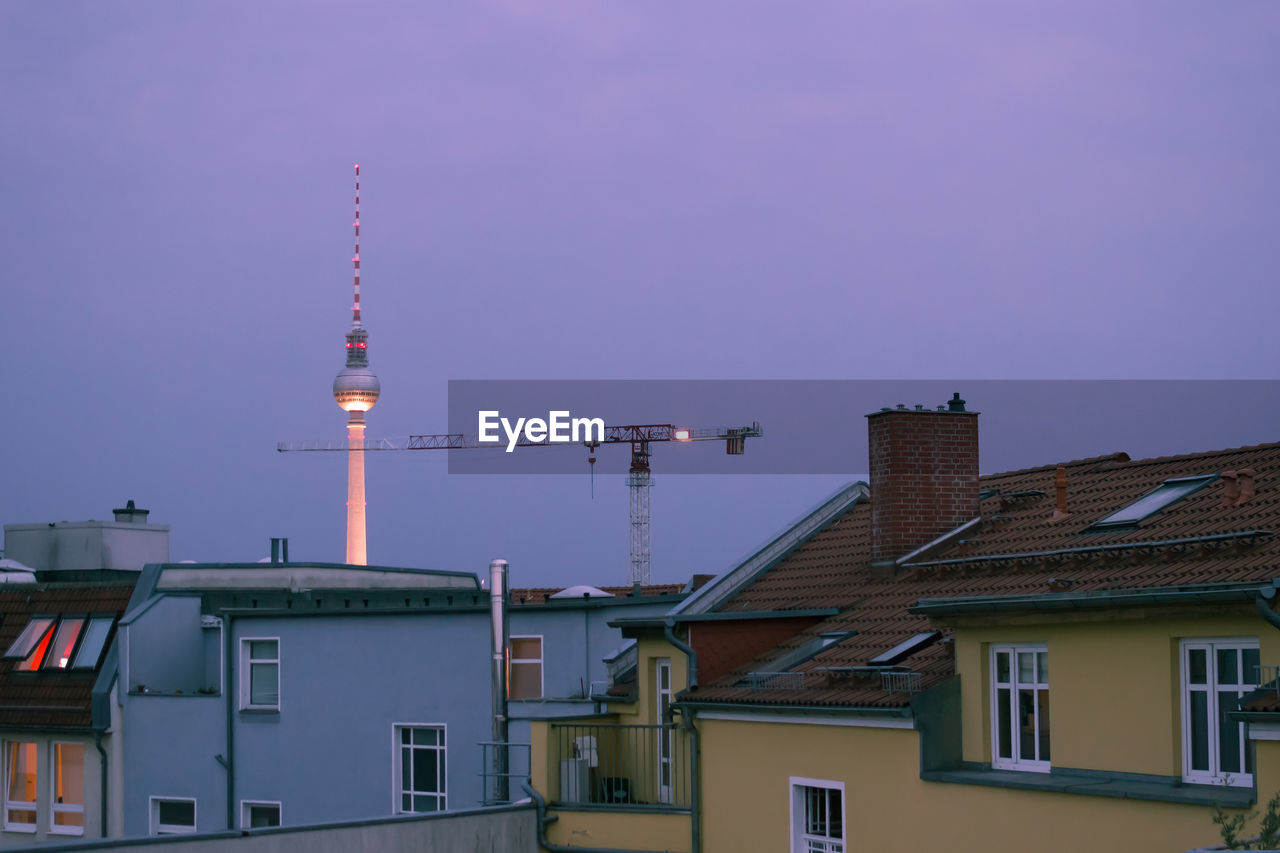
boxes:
[790,778,843,853]
[395,726,446,813]
[71,617,115,670]
[240,639,279,710]
[150,797,196,835]
[509,636,543,700]
[3,741,38,832]
[3,617,55,663]
[1182,639,1259,786]
[991,645,1050,772]
[1090,475,1216,530]
[43,618,85,670]
[50,743,84,835]
[241,801,281,828]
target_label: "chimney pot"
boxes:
[1236,468,1256,506]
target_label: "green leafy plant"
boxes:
[1256,792,1280,850]
[1213,803,1250,850]
[1210,794,1280,850]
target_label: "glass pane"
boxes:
[1038,689,1051,762]
[997,688,1012,759]
[1244,648,1261,686]
[44,619,84,670]
[659,665,670,690]
[1037,652,1048,682]
[413,728,438,747]
[249,805,279,828]
[1189,648,1207,684]
[511,638,541,660]
[413,795,439,813]
[249,640,277,660]
[17,626,55,671]
[249,663,278,705]
[995,651,1009,683]
[1218,649,1239,686]
[401,794,412,812]
[158,800,195,826]
[1019,689,1036,762]
[1219,690,1242,774]
[509,663,542,700]
[6,742,37,803]
[413,749,438,794]
[6,808,36,826]
[401,747,411,789]
[829,792,842,837]
[807,787,826,834]
[71,618,114,670]
[4,618,54,659]
[54,744,84,806]
[1018,652,1035,684]
[401,728,412,746]
[1190,691,1210,771]
[53,810,84,827]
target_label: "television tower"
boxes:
[331,164,380,565]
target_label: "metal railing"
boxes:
[478,741,531,805]
[548,723,691,810]
[1258,664,1280,696]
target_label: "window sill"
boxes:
[2,826,38,834]
[921,765,1255,808]
[238,708,281,716]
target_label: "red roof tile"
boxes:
[0,583,135,730]
[690,442,1280,710]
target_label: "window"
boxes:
[240,639,279,710]
[3,617,55,671]
[1090,475,1216,530]
[656,659,674,803]
[43,618,84,671]
[149,797,196,835]
[240,800,281,829]
[509,636,543,700]
[394,725,446,813]
[1182,639,1259,786]
[991,645,1050,772]
[71,617,115,670]
[50,743,84,835]
[790,778,844,853]
[3,741,37,832]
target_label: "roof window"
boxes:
[1089,475,1217,530]
[3,614,117,672]
[767,631,856,673]
[72,617,116,670]
[3,616,55,662]
[868,631,941,666]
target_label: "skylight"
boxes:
[1090,475,1217,530]
[767,631,855,673]
[72,617,115,670]
[869,631,941,666]
[42,618,84,670]
[3,616,54,660]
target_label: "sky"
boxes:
[2,2,1277,588]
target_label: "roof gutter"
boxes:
[913,581,1278,617]
[676,700,913,720]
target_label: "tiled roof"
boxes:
[689,442,1280,710]
[512,583,692,605]
[0,583,135,730]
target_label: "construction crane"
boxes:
[278,422,762,585]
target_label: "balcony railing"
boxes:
[1258,664,1280,696]
[478,741,532,805]
[548,723,691,811]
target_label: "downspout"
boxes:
[521,782,672,853]
[663,620,700,853]
[1256,588,1280,631]
[94,731,107,837]
[223,614,235,830]
[491,559,510,804]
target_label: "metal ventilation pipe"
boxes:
[489,558,510,803]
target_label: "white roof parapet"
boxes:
[676,481,869,616]
[156,565,477,592]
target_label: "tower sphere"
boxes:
[333,365,381,412]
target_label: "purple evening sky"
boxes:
[2,2,1277,587]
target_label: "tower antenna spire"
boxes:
[352,163,362,329]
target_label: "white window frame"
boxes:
[656,658,674,804]
[990,644,1050,772]
[1180,638,1259,787]
[789,777,845,853]
[148,796,196,835]
[392,723,447,814]
[49,741,85,836]
[509,635,544,700]
[3,740,38,833]
[239,637,280,711]
[240,800,282,829]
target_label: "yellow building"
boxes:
[528,396,1280,853]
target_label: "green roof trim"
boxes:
[911,579,1280,617]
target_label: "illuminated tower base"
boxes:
[345,412,368,565]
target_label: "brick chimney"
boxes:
[868,393,980,570]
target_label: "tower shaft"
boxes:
[345,413,368,565]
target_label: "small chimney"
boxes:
[1050,467,1071,522]
[270,538,290,563]
[868,393,979,571]
[113,499,150,524]
[1222,471,1240,507]
[1236,468,1256,506]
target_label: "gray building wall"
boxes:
[3,522,169,573]
[118,605,492,837]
